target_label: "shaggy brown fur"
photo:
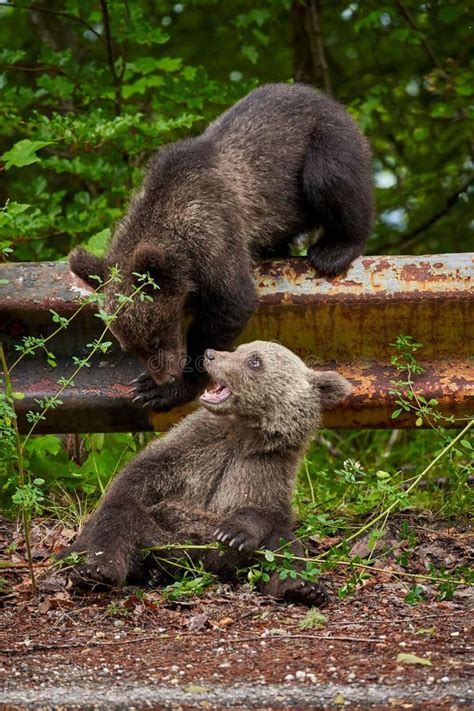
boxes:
[69,83,372,411]
[58,341,351,606]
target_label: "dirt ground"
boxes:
[1,514,473,710]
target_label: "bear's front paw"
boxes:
[214,523,259,553]
[131,373,199,412]
[263,574,329,607]
[57,548,127,589]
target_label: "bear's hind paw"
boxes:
[281,578,329,607]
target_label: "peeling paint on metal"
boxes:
[1,255,473,433]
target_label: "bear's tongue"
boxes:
[201,382,231,404]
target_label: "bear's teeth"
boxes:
[201,383,231,404]
[208,382,225,394]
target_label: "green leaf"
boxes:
[85,228,111,257]
[1,140,53,169]
[0,49,27,65]
[241,45,259,64]
[413,127,429,142]
[155,57,182,72]
[430,103,455,118]
[24,434,62,457]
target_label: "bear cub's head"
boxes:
[69,245,192,385]
[201,341,351,439]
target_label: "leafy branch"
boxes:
[394,0,449,78]
[21,272,158,447]
[5,3,102,40]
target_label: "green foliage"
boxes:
[0,1,471,261]
[2,139,53,170]
[0,0,255,261]
[2,432,139,502]
[161,563,218,601]
[11,479,45,515]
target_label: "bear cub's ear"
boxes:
[131,244,185,292]
[69,247,106,289]
[311,371,352,409]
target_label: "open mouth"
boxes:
[200,381,232,405]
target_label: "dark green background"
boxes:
[1,0,472,262]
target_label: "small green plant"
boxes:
[0,262,159,593]
[106,602,129,618]
[53,551,85,570]
[160,564,217,601]
[299,608,327,629]
[244,542,322,591]
[389,335,455,430]
[405,584,426,605]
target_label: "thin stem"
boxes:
[21,280,149,448]
[323,418,474,554]
[146,542,468,587]
[9,273,116,372]
[0,343,36,594]
[6,3,102,41]
[99,0,121,116]
[304,459,316,505]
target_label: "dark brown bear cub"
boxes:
[69,83,372,411]
[59,341,351,606]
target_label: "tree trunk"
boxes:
[291,0,332,94]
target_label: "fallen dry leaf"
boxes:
[396,652,432,666]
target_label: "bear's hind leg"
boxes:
[303,130,374,278]
[258,530,329,607]
[58,503,165,589]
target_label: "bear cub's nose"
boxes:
[205,349,215,361]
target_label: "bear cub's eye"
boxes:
[247,353,262,370]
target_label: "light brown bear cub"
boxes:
[59,341,351,605]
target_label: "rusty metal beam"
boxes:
[0,255,472,432]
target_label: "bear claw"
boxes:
[131,373,200,413]
[214,525,257,553]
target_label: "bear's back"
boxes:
[204,83,355,162]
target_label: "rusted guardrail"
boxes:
[0,254,472,433]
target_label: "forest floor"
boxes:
[0,514,472,710]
